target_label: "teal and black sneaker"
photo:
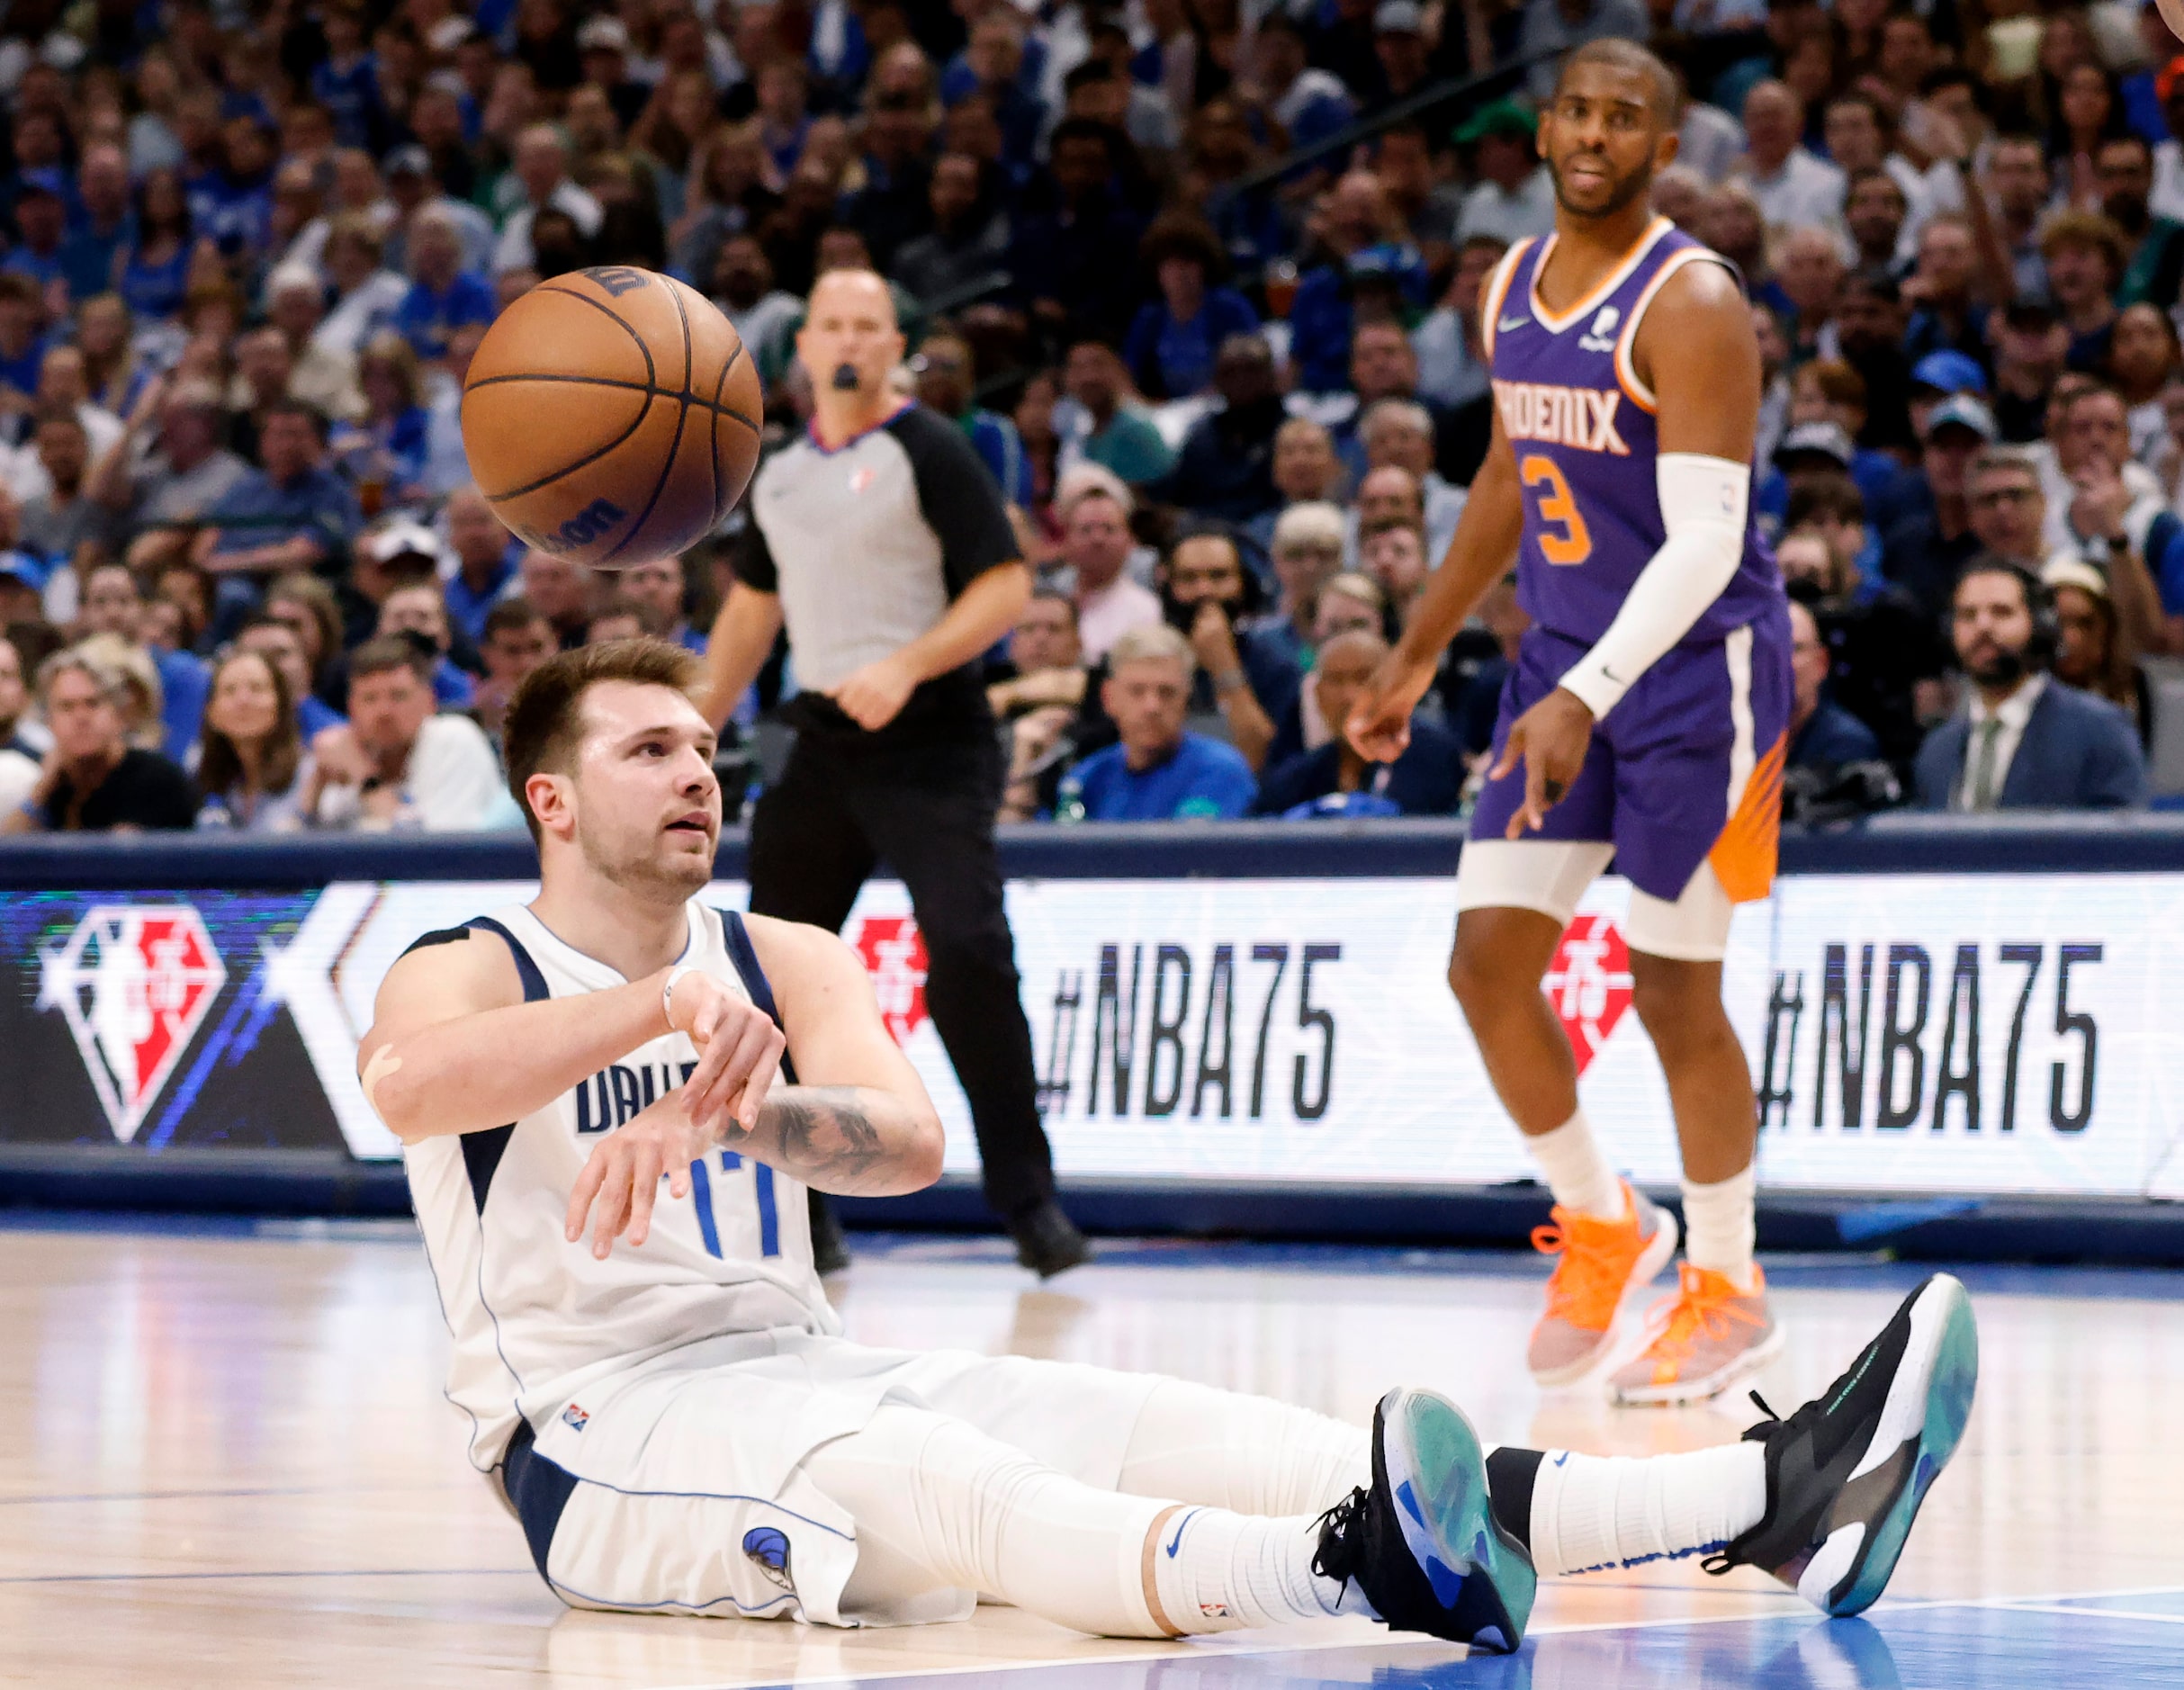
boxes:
[1707,1273,1979,1617]
[1311,1388,1538,1652]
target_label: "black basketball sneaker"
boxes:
[1706,1273,1979,1616]
[1312,1388,1537,1652]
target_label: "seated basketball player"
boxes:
[359,639,1977,1645]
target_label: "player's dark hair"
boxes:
[503,635,706,845]
[1554,39,1680,123]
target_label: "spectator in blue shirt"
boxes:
[117,167,200,325]
[78,561,210,763]
[1060,624,1256,821]
[1253,627,1464,817]
[59,144,134,307]
[1122,214,1261,400]
[1290,170,1431,393]
[912,327,1033,505]
[4,184,67,297]
[194,400,362,638]
[236,614,346,740]
[193,114,277,260]
[440,485,520,646]
[377,580,477,709]
[393,205,497,363]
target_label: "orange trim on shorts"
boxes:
[1708,732,1786,904]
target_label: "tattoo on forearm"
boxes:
[724,1086,891,1191]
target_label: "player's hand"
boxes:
[565,1092,715,1258]
[828,653,919,730]
[669,967,786,1133]
[1491,688,1595,838]
[1345,646,1437,763]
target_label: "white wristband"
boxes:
[661,964,698,1033]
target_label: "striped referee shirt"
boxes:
[737,402,1020,742]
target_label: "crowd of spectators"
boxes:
[1,0,2181,835]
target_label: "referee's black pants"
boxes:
[746,725,1056,1220]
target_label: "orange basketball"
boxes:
[461,266,765,570]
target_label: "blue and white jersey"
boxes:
[404,899,832,1472]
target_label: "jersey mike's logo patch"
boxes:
[1578,305,1621,353]
[1493,380,1630,456]
[1544,914,1633,1075]
[743,1525,795,1591]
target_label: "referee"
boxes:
[703,268,1090,1278]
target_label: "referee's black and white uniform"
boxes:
[709,273,1086,1276]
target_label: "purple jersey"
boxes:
[1482,217,1783,647]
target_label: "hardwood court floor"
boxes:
[2,1218,2179,1689]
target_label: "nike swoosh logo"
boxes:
[1164,1508,1198,1558]
[1552,1451,1571,1467]
[1498,315,1530,333]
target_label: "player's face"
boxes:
[1540,63,1674,221]
[566,680,721,895]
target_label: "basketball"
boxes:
[461,265,764,570]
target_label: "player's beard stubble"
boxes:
[575,808,717,903]
[1547,150,1654,221]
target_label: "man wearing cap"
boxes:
[1991,301,2070,442]
[1880,392,2000,619]
[578,18,653,131]
[1371,2,1432,108]
[1452,102,1554,246]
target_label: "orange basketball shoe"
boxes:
[1609,1263,1787,1406]
[1526,1182,1678,1387]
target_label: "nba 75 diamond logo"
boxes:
[851,915,930,1044]
[39,905,227,1143]
[1543,913,1633,1077]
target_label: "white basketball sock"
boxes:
[1681,1164,1758,1290]
[1148,1505,1367,1632]
[1526,1443,1766,1576]
[1526,1110,1626,1220]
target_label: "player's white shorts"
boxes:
[503,1331,1165,1626]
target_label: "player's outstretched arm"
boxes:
[723,913,947,1196]
[359,930,782,1145]
[1347,411,1524,762]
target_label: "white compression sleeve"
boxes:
[1557,452,1751,721]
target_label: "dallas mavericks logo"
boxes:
[39,905,227,1143]
[743,1525,795,1591]
[1578,305,1621,353]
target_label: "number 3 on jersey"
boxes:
[1519,454,1593,566]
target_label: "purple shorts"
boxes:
[1469,605,1793,904]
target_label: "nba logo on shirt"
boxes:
[1578,306,1621,353]
[561,1403,590,1433]
[848,465,876,494]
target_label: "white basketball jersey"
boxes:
[404,899,838,1471]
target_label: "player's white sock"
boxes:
[1681,1164,1758,1291]
[1526,1109,1625,1221]
[1526,1443,1766,1576]
[1148,1505,1369,1632]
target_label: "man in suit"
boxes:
[1914,559,2147,811]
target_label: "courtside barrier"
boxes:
[5,818,2184,1261]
